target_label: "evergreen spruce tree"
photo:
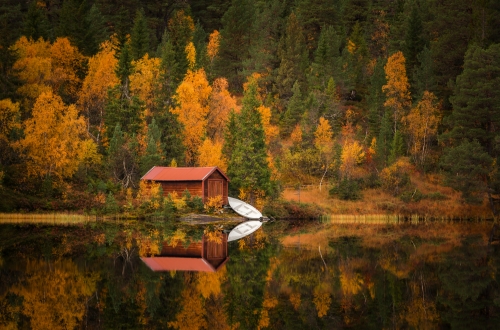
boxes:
[376,110,393,167]
[280,81,305,137]
[309,25,342,90]
[56,0,92,52]
[446,43,500,152]
[404,5,425,74]
[367,58,387,139]
[276,12,309,103]
[130,8,150,60]
[388,130,404,164]
[222,109,238,162]
[140,118,163,174]
[105,42,142,139]
[23,0,51,41]
[227,79,272,203]
[412,46,436,100]
[0,1,22,99]
[193,21,208,70]
[83,4,109,55]
[441,43,500,206]
[153,32,185,166]
[215,0,256,91]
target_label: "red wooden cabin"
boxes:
[141,166,229,205]
[141,233,229,272]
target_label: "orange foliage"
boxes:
[78,39,119,142]
[207,78,237,141]
[130,54,161,117]
[185,41,196,69]
[171,69,212,165]
[402,91,441,166]
[314,117,333,152]
[290,124,303,146]
[0,99,20,144]
[313,284,332,318]
[207,30,220,61]
[196,265,227,299]
[383,51,411,130]
[197,138,226,171]
[16,91,87,182]
[12,259,99,330]
[168,284,206,330]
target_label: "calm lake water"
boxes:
[0,219,499,329]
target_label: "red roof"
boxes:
[141,166,229,181]
[141,257,217,272]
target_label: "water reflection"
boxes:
[0,220,499,329]
[141,233,229,272]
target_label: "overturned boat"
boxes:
[227,196,262,220]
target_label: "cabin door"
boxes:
[208,180,223,199]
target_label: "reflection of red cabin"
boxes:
[141,166,229,205]
[141,234,229,272]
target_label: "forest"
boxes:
[0,0,499,217]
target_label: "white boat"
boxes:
[227,220,263,242]
[228,196,263,219]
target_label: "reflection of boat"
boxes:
[228,196,262,219]
[227,220,262,242]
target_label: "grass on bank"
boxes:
[0,213,96,224]
[282,172,493,220]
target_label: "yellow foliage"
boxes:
[78,139,102,171]
[185,42,196,69]
[197,138,227,171]
[137,230,161,257]
[207,77,237,141]
[339,261,364,296]
[313,285,332,318]
[290,124,302,145]
[12,259,99,330]
[347,39,357,54]
[403,281,439,328]
[168,285,207,330]
[78,39,119,141]
[170,229,187,247]
[196,265,227,299]
[49,37,85,98]
[314,117,333,152]
[257,105,279,145]
[340,140,365,179]
[402,91,441,166]
[171,69,212,165]
[383,51,411,129]
[204,195,223,213]
[10,36,52,102]
[289,292,301,311]
[16,91,86,183]
[207,30,220,61]
[0,99,20,144]
[380,157,413,195]
[130,54,161,115]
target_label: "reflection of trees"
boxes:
[438,237,499,329]
[12,259,98,330]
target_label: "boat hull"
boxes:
[227,197,262,219]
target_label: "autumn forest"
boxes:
[1,0,500,217]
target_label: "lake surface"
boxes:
[0,219,499,329]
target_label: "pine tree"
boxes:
[140,118,163,174]
[280,81,305,137]
[215,0,256,91]
[446,43,500,153]
[367,58,387,138]
[412,46,436,100]
[309,25,342,90]
[0,1,22,99]
[105,42,142,139]
[376,110,393,167]
[84,5,108,53]
[130,8,150,61]
[276,12,309,103]
[23,0,51,41]
[388,130,404,164]
[404,5,425,74]
[227,79,272,203]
